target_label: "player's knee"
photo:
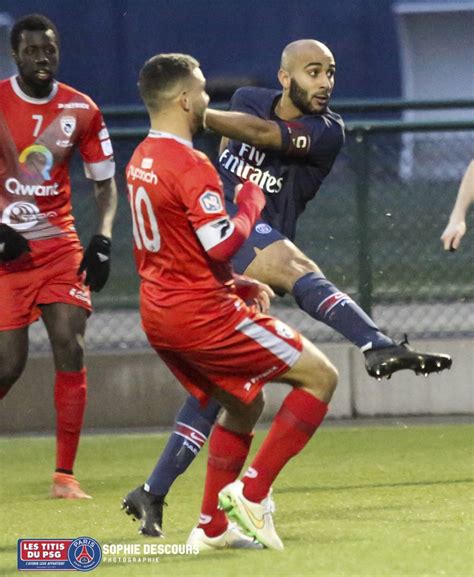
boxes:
[279,254,321,292]
[50,331,85,364]
[247,391,265,422]
[218,391,264,432]
[320,360,338,397]
[291,254,320,278]
[301,357,338,401]
[234,392,264,423]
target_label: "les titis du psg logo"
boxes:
[17,537,102,572]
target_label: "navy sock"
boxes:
[145,395,221,496]
[293,272,393,350]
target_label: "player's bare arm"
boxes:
[205,109,283,150]
[79,177,117,292]
[441,159,474,251]
[208,40,337,154]
[219,136,229,155]
[93,177,118,239]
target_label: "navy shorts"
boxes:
[226,200,286,274]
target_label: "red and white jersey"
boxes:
[127,131,236,308]
[0,76,115,245]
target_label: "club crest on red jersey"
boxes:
[60,116,76,137]
[199,190,222,214]
[275,321,295,340]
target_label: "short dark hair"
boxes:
[10,14,59,53]
[138,53,199,111]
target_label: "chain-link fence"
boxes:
[28,116,474,353]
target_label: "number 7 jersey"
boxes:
[0,76,115,245]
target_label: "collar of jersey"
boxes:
[10,75,59,104]
[148,129,193,148]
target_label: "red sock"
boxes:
[242,389,328,503]
[0,388,8,400]
[54,369,87,472]
[198,423,253,537]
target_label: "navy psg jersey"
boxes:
[217,87,345,240]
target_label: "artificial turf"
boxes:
[0,422,472,576]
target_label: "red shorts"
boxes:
[0,240,91,330]
[143,295,303,406]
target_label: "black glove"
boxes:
[79,234,111,292]
[0,223,31,262]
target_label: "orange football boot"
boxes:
[51,473,92,499]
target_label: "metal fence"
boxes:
[28,101,474,353]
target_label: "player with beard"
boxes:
[122,39,451,536]
[125,52,341,551]
[0,14,117,498]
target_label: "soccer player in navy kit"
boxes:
[123,39,452,536]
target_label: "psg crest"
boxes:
[68,537,102,571]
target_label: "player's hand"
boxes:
[440,220,466,251]
[0,223,31,262]
[79,234,111,292]
[234,274,275,314]
[234,181,266,213]
[253,281,274,314]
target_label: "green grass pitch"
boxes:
[0,423,472,577]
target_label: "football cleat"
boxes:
[51,473,92,499]
[364,335,452,379]
[218,480,284,551]
[187,523,263,551]
[122,485,166,537]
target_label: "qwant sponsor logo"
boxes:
[7,143,59,196]
[19,144,53,180]
[6,179,59,196]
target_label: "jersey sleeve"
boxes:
[178,160,235,252]
[79,104,115,181]
[229,87,261,115]
[231,88,345,163]
[275,114,345,161]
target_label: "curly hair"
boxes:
[11,14,59,53]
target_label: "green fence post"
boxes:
[353,129,373,316]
